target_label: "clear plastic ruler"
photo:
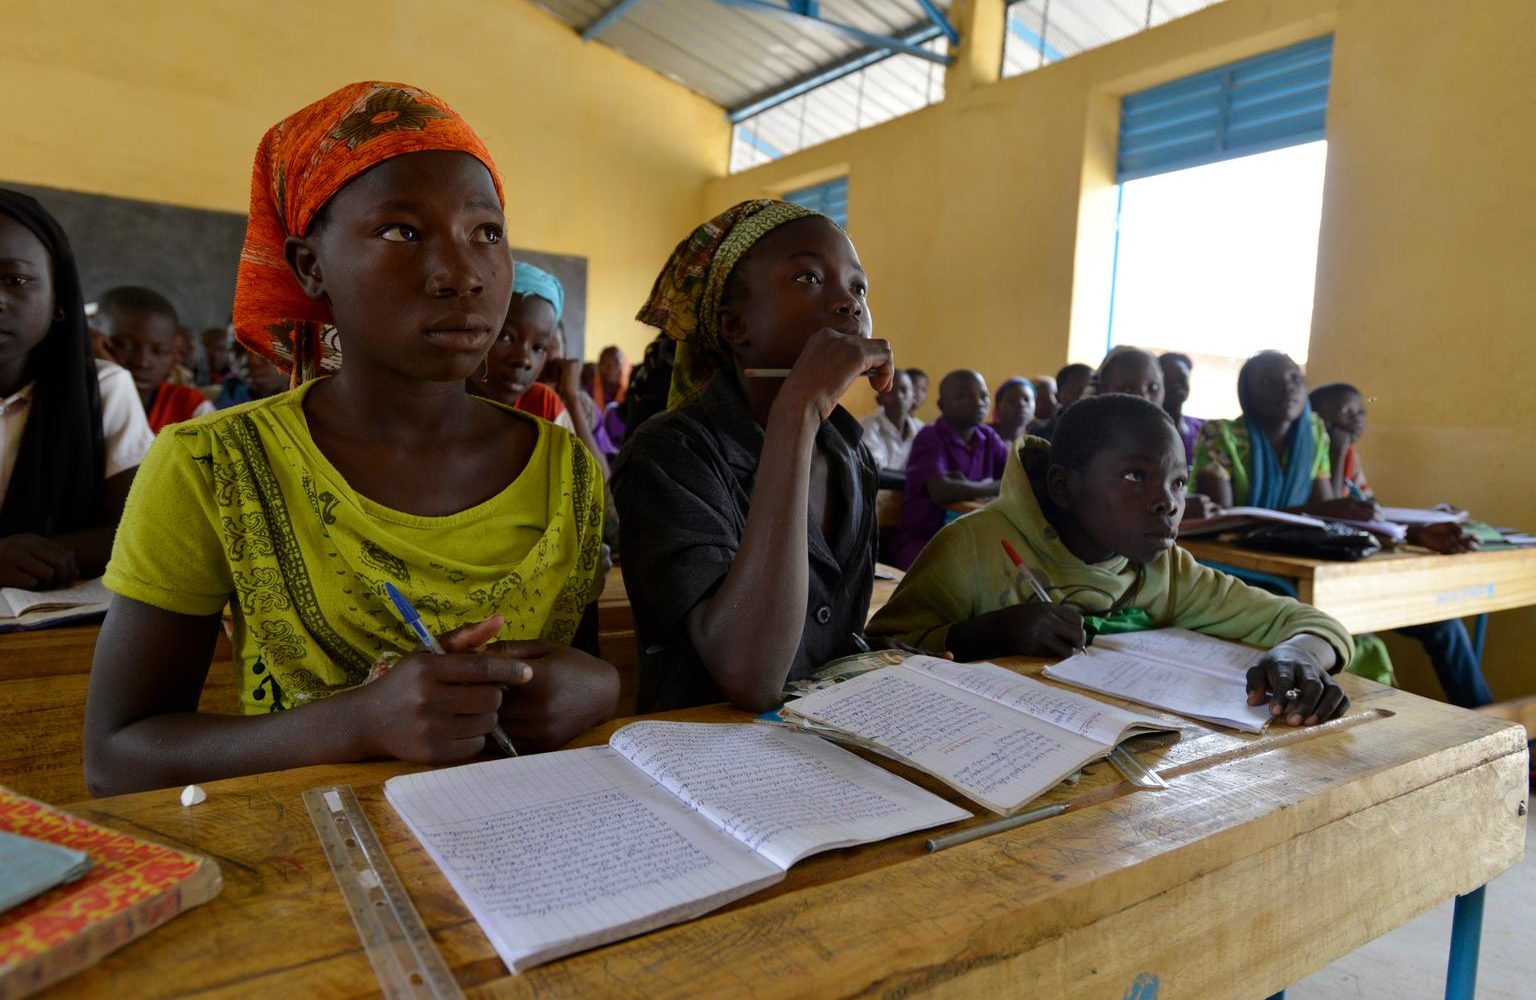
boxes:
[303,785,465,1000]
[1108,744,1169,789]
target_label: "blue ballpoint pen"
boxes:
[383,581,519,757]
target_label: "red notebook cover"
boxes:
[0,787,222,999]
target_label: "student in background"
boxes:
[1310,381,1493,707]
[1159,352,1203,465]
[1193,351,1376,520]
[215,344,289,408]
[988,376,1035,450]
[611,200,892,712]
[893,369,1009,569]
[1095,347,1163,404]
[170,325,202,386]
[0,188,153,590]
[200,326,236,385]
[95,286,214,433]
[85,81,617,796]
[906,367,930,417]
[592,345,629,412]
[1030,374,1059,425]
[468,266,608,472]
[1056,362,1093,411]
[861,368,922,474]
[618,332,675,435]
[870,394,1353,727]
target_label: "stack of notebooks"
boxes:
[387,629,1282,974]
[0,787,222,998]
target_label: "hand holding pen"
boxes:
[364,582,531,763]
[1000,539,1089,660]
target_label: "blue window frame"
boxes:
[1117,35,1333,182]
[784,177,849,228]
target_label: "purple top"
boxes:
[1177,415,1205,466]
[894,419,1009,568]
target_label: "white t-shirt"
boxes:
[0,359,155,508]
[859,410,924,472]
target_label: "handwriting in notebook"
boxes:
[612,723,922,860]
[417,787,716,919]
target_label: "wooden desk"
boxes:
[1181,541,1536,634]
[45,668,1528,999]
[0,626,237,804]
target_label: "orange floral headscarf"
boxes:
[233,81,505,385]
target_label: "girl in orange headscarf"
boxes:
[86,82,618,795]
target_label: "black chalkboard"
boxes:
[2,181,588,356]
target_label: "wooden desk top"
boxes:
[1181,541,1536,633]
[46,666,1529,999]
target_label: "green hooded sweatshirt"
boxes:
[868,439,1354,667]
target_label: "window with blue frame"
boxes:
[784,177,849,229]
[1105,36,1333,419]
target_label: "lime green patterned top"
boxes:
[105,383,604,714]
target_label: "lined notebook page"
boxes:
[1092,628,1267,678]
[610,722,970,869]
[903,657,1169,746]
[384,746,782,973]
[786,667,1105,814]
[1045,649,1271,734]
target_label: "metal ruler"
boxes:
[303,785,465,999]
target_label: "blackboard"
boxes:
[2,181,588,356]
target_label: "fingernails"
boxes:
[1288,713,1303,726]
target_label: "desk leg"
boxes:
[1471,614,1489,666]
[1445,886,1486,1000]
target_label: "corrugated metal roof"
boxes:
[533,1,952,109]
[530,1,1231,172]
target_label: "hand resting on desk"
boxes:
[1247,633,1349,727]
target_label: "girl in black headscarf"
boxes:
[0,188,152,589]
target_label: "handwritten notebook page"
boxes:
[1092,628,1266,677]
[1044,633,1272,734]
[785,667,1108,814]
[384,746,782,973]
[609,722,970,869]
[902,657,1169,746]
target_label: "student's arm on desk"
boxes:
[1164,548,1351,726]
[0,468,136,589]
[83,599,534,796]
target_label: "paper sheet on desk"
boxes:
[1043,630,1273,734]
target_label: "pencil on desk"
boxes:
[926,802,1068,852]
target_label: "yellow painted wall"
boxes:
[708,0,1536,700]
[3,0,729,361]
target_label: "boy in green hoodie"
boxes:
[868,394,1355,727]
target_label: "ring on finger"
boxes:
[1284,687,1302,700]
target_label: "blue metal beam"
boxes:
[737,126,784,160]
[582,0,644,41]
[716,0,953,64]
[727,23,946,123]
[913,0,959,44]
[1008,13,1065,62]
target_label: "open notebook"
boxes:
[384,722,968,973]
[777,656,1175,814]
[1044,628,1274,733]
[0,578,111,632]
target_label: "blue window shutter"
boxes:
[1117,35,1332,182]
[785,177,849,228]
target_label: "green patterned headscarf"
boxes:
[636,199,820,409]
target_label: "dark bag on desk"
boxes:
[1237,522,1382,561]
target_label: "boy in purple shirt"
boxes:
[894,369,1009,567]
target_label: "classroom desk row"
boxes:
[0,564,907,806]
[37,663,1531,998]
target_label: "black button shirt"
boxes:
[611,373,877,712]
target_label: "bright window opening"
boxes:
[1106,140,1328,418]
